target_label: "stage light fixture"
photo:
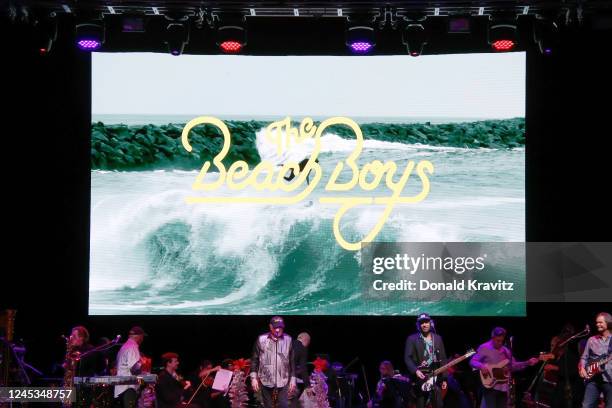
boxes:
[402,23,427,56]
[448,16,471,34]
[34,16,58,55]
[533,18,559,55]
[346,26,375,54]
[75,21,105,51]
[122,16,146,33]
[165,22,189,56]
[216,25,246,54]
[488,22,517,51]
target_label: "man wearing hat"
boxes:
[115,326,147,408]
[404,313,448,408]
[250,316,297,408]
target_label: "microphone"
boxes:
[585,324,590,334]
[115,334,122,342]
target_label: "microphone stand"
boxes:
[77,336,122,360]
[524,325,590,406]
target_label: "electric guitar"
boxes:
[584,354,611,380]
[419,349,476,392]
[480,353,554,389]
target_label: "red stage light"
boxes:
[492,39,515,51]
[220,40,243,53]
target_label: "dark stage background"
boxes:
[2,16,611,393]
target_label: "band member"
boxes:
[290,332,311,408]
[578,312,612,408]
[542,324,583,408]
[404,313,448,408]
[66,326,98,376]
[138,355,156,408]
[470,327,539,408]
[115,326,147,408]
[250,316,297,408]
[65,326,97,408]
[369,361,411,408]
[189,360,223,408]
[156,352,200,408]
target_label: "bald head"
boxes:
[297,332,311,347]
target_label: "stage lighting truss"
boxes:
[75,18,105,51]
[13,2,612,56]
[164,15,189,56]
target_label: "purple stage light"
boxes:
[76,22,104,51]
[77,39,102,50]
[349,41,373,53]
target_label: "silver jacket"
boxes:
[250,333,296,388]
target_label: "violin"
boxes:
[173,372,192,390]
[198,365,222,388]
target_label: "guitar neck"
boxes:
[591,355,612,367]
[432,353,472,376]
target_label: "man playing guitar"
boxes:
[470,327,539,408]
[578,312,612,408]
[404,313,448,408]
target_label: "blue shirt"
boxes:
[580,334,611,383]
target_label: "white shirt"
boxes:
[114,338,141,397]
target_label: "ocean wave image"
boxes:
[89,118,525,316]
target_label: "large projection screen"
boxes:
[90,52,526,315]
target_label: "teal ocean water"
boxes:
[89,117,525,315]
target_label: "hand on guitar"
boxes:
[479,364,491,377]
[441,381,447,390]
[416,369,427,380]
[578,366,588,379]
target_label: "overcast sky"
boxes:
[92,52,525,118]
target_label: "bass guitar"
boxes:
[480,353,554,389]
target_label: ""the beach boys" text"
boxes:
[181,116,434,251]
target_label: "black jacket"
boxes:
[156,370,185,408]
[404,333,448,379]
[293,340,309,385]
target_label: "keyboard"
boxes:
[74,374,157,386]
